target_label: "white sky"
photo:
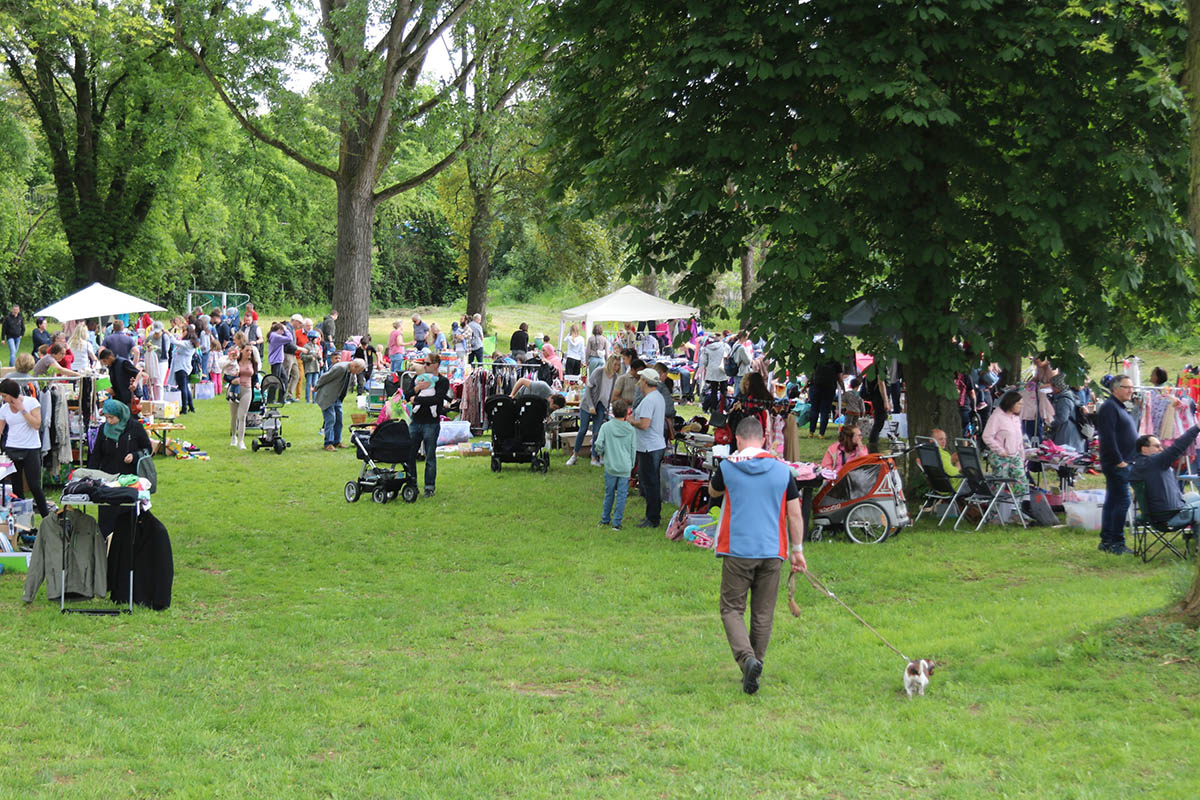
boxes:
[252,0,458,92]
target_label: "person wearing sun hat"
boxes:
[630,367,667,528]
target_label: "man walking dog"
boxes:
[709,416,806,694]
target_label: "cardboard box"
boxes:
[559,431,592,455]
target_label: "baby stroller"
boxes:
[344,419,418,504]
[246,374,291,454]
[484,394,551,473]
[809,453,909,543]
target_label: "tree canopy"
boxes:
[547,0,1195,433]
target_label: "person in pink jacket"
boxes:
[821,424,868,473]
[982,389,1027,498]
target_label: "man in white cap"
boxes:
[631,367,667,528]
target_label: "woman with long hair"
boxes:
[170,325,198,414]
[821,423,868,472]
[228,332,257,448]
[585,323,609,373]
[568,354,620,466]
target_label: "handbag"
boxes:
[135,449,157,494]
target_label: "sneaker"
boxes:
[237,441,246,450]
[1108,545,1135,556]
[590,456,602,467]
[230,436,237,447]
[599,520,610,527]
[565,454,578,466]
[612,524,622,531]
[424,488,435,498]
[741,657,763,695]
[636,518,657,529]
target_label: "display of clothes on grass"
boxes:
[22,509,107,603]
[460,369,495,430]
[1136,389,1198,464]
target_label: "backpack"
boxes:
[135,449,157,494]
[724,348,738,378]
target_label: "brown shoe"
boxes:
[335,443,349,449]
[323,445,336,452]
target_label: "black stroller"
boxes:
[344,418,418,504]
[247,374,290,454]
[484,394,550,473]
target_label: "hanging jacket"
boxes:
[107,509,173,610]
[23,510,107,603]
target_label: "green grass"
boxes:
[3,396,1199,798]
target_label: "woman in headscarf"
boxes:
[87,398,153,535]
[541,340,564,381]
[88,398,152,475]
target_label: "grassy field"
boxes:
[2,390,1198,798]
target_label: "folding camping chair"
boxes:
[912,438,961,526]
[1129,481,1198,563]
[953,438,1027,531]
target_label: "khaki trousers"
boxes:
[719,556,783,668]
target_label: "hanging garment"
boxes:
[52,384,71,470]
[22,509,107,603]
[107,509,173,610]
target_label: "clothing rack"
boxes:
[57,494,139,615]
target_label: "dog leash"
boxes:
[791,569,909,663]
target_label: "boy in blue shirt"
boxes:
[594,398,637,530]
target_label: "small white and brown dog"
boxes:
[903,659,936,698]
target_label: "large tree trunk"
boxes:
[466,187,492,320]
[1187,0,1200,263]
[740,243,756,305]
[903,347,962,444]
[76,252,113,286]
[332,182,375,338]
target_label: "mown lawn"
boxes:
[2,395,1198,798]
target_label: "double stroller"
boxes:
[245,374,291,454]
[484,394,550,473]
[344,418,418,504]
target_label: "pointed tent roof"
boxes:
[561,285,699,331]
[35,282,166,321]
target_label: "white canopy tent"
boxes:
[560,284,698,339]
[35,282,166,321]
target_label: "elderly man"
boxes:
[313,358,367,451]
[631,367,667,528]
[467,313,485,365]
[411,314,430,352]
[1130,423,1200,540]
[709,416,806,694]
[1097,374,1138,554]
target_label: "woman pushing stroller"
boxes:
[406,353,449,499]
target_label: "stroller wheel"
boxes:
[251,439,261,452]
[344,481,361,503]
[273,438,287,454]
[491,456,501,473]
[844,501,891,544]
[372,486,390,504]
[401,484,419,503]
[539,454,549,473]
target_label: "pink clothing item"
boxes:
[387,328,405,357]
[542,343,564,380]
[982,409,1023,457]
[821,442,868,472]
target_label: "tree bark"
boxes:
[466,186,492,320]
[1187,0,1200,265]
[740,243,756,305]
[902,343,962,444]
[331,182,376,338]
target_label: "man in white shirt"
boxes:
[631,368,667,528]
